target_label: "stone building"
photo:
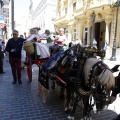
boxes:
[0,0,10,40]
[54,0,120,49]
[29,0,57,34]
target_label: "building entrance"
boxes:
[95,21,106,49]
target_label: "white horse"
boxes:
[67,58,116,120]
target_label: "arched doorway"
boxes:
[95,21,106,49]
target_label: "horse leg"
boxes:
[68,92,79,120]
[60,86,65,98]
[51,80,55,89]
[64,87,71,113]
[81,96,92,120]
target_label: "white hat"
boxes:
[59,28,64,31]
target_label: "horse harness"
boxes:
[87,60,111,88]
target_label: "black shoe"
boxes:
[12,80,17,84]
[0,72,5,74]
[18,79,22,84]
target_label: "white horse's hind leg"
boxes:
[64,107,69,112]
[81,117,92,120]
[67,115,74,120]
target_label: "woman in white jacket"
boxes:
[26,28,50,59]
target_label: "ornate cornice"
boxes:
[83,0,94,10]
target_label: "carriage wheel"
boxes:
[26,55,32,82]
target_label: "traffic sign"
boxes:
[0,15,4,21]
[0,23,4,29]
[0,15,5,23]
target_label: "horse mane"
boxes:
[83,58,99,85]
[83,58,115,91]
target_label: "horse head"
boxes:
[114,71,120,90]
[83,58,115,111]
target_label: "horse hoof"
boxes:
[81,117,92,120]
[64,108,69,114]
[67,115,74,120]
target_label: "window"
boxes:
[59,12,61,17]
[65,28,68,39]
[85,28,88,31]
[73,2,76,11]
[73,29,76,41]
[65,7,67,14]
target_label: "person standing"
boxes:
[5,30,26,84]
[20,35,26,69]
[0,41,5,74]
[92,38,97,49]
[101,40,108,51]
[44,29,55,52]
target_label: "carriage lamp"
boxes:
[109,0,120,61]
[90,11,96,45]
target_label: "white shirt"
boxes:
[93,39,97,46]
[36,42,50,58]
[55,35,67,46]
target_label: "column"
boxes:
[68,25,72,43]
[75,19,79,39]
[79,22,84,43]
[105,14,112,44]
[87,19,92,45]
[67,0,71,15]
[105,23,110,44]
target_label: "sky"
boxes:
[14,0,30,23]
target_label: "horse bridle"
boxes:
[88,60,112,87]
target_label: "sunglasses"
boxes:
[13,33,17,35]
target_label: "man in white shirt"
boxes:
[55,28,67,46]
[51,28,68,54]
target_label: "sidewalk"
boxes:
[103,47,120,67]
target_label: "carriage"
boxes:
[24,42,119,120]
[24,38,49,82]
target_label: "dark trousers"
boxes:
[0,57,3,73]
[9,57,21,81]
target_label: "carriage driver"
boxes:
[50,28,68,55]
[26,28,50,59]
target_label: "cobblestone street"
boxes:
[0,55,119,120]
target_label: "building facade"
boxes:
[8,0,14,39]
[0,0,11,41]
[29,0,57,34]
[54,0,120,49]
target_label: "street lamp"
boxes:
[110,0,120,61]
[90,11,96,45]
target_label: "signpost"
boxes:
[0,15,5,40]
